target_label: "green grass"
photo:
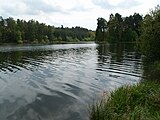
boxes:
[89,81,160,120]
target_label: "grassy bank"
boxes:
[89,81,160,120]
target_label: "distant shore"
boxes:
[0,41,95,46]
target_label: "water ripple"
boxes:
[0,43,143,120]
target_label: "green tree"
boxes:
[107,13,123,43]
[140,5,160,60]
[95,18,107,42]
[4,17,17,43]
[16,31,23,44]
[133,13,143,35]
[47,25,55,42]
[95,13,142,43]
[0,16,94,44]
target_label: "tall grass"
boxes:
[89,81,160,120]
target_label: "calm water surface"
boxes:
[0,43,142,120]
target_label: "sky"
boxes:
[0,0,159,30]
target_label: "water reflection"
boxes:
[6,93,82,120]
[96,43,142,90]
[142,59,160,81]
[0,43,142,120]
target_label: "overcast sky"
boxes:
[0,0,159,30]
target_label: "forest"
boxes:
[95,5,160,61]
[95,13,142,43]
[0,17,95,44]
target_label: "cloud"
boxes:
[69,5,92,12]
[0,0,159,30]
[92,0,141,9]
[92,0,113,9]
[23,0,65,15]
[0,0,66,17]
[0,0,27,17]
[117,0,141,8]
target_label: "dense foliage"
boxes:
[0,17,95,44]
[140,5,160,61]
[89,81,160,120]
[95,5,160,62]
[95,13,142,43]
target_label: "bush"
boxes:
[140,5,160,61]
[32,39,38,44]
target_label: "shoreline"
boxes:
[0,41,95,46]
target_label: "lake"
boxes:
[0,43,142,120]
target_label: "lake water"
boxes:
[0,43,142,120]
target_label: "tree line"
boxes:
[95,5,160,61]
[0,17,95,44]
[95,13,142,43]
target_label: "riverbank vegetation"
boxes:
[89,81,160,120]
[90,5,160,120]
[0,17,95,44]
[140,5,160,80]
